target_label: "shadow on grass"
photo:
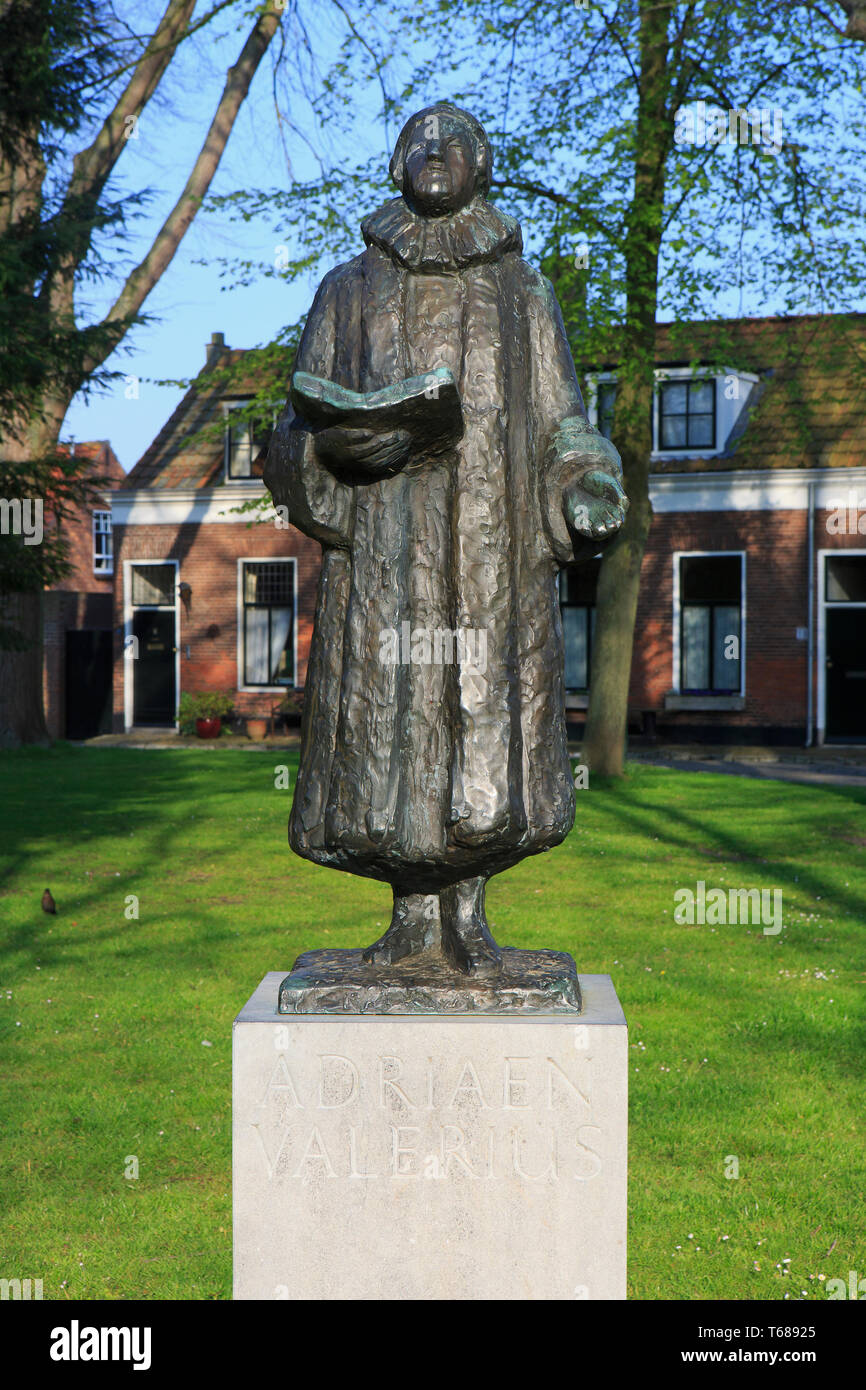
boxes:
[587,766,866,925]
[0,745,301,974]
[583,768,866,1081]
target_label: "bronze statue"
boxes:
[265,102,627,1013]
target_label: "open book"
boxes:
[291,367,464,452]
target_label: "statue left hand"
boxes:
[562,468,629,544]
[314,425,413,478]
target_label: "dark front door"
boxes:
[826,608,866,739]
[133,610,176,724]
[65,630,113,739]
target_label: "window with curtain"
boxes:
[559,560,601,691]
[680,555,742,693]
[131,563,174,607]
[658,378,716,451]
[242,561,295,686]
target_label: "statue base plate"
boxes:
[278,946,581,1015]
[233,972,627,1299]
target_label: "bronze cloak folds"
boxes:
[264,196,623,892]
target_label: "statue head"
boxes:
[389,102,492,216]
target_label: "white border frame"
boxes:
[671,549,747,696]
[236,556,298,695]
[816,547,866,743]
[123,558,180,732]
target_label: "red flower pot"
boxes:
[195,717,221,739]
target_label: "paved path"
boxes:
[630,754,866,789]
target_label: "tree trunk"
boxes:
[581,461,653,775]
[0,5,281,745]
[840,1,866,40]
[582,0,671,777]
[0,390,69,745]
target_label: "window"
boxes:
[241,560,295,686]
[559,560,600,691]
[658,379,715,451]
[826,555,866,602]
[131,562,175,607]
[597,383,617,440]
[225,402,268,480]
[680,555,742,693]
[93,510,113,575]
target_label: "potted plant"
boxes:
[246,715,268,742]
[274,689,304,729]
[178,691,235,739]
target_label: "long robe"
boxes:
[264,195,622,891]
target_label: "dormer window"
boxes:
[587,366,755,457]
[658,379,715,451]
[224,401,267,480]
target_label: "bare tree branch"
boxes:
[81,0,240,99]
[490,175,617,243]
[64,0,197,214]
[85,2,282,374]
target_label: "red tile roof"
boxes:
[606,312,866,473]
[124,313,866,489]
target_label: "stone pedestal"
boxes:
[233,972,627,1300]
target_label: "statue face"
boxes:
[402,112,478,215]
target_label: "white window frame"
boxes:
[816,547,866,744]
[654,368,718,456]
[236,557,298,693]
[92,509,113,575]
[671,550,746,696]
[122,558,180,732]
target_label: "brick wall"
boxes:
[627,507,865,740]
[112,500,865,739]
[42,442,126,737]
[112,519,321,730]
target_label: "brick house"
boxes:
[111,333,320,732]
[112,313,866,744]
[580,311,866,744]
[43,440,126,739]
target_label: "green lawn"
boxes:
[0,745,863,1300]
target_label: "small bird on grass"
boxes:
[41,888,57,915]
